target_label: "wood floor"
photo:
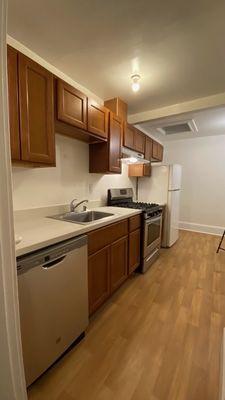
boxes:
[28,230,225,400]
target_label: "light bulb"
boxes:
[131,74,141,92]
[132,82,140,92]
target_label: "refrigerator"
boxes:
[138,164,182,247]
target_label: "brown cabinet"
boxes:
[88,246,111,315]
[110,236,128,293]
[158,143,164,161]
[104,97,127,121]
[88,219,129,315]
[128,163,151,177]
[88,219,128,255]
[152,140,163,162]
[56,79,87,130]
[134,129,145,153]
[123,122,135,149]
[129,215,141,232]
[145,136,152,161]
[89,113,122,174]
[7,46,20,161]
[129,229,141,274]
[88,100,109,139]
[123,123,145,154]
[7,47,55,165]
[18,53,55,164]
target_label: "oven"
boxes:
[142,214,162,272]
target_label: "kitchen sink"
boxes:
[49,210,114,225]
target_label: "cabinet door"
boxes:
[134,129,145,153]
[145,136,152,161]
[129,229,141,274]
[57,79,87,130]
[110,236,128,293]
[152,140,158,160]
[7,46,20,160]
[88,100,109,139]
[88,246,110,314]
[123,122,134,149]
[143,163,151,177]
[158,143,164,161]
[109,113,122,173]
[18,53,55,164]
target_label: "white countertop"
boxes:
[15,206,141,257]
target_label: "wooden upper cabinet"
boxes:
[57,79,87,130]
[145,136,152,161]
[18,53,55,164]
[89,112,122,174]
[7,46,20,161]
[152,140,159,160]
[123,122,135,149]
[104,97,127,121]
[158,143,164,161]
[88,100,109,139]
[128,163,151,177]
[134,129,145,153]
[108,113,122,173]
[152,139,163,162]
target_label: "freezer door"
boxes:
[169,164,182,190]
[167,189,180,246]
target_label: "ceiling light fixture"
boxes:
[131,74,141,92]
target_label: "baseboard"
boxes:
[179,221,224,236]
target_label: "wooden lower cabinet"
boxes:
[88,246,111,315]
[110,236,128,293]
[129,229,141,274]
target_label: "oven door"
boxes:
[143,215,162,258]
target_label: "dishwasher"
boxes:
[17,235,89,386]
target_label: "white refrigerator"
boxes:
[139,164,182,247]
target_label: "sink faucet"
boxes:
[70,199,88,213]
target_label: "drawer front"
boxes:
[88,219,128,255]
[129,215,141,232]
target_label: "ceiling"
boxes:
[8,0,225,115]
[137,106,225,142]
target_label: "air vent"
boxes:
[157,119,198,135]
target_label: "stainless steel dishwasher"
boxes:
[17,235,88,386]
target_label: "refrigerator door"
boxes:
[169,164,182,191]
[167,189,180,246]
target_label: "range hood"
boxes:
[121,146,150,165]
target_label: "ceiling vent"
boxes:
[157,119,198,135]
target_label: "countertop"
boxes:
[15,206,142,257]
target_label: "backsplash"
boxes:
[12,134,136,210]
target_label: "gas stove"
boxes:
[108,188,163,273]
[107,188,162,219]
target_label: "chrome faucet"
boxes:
[70,199,88,213]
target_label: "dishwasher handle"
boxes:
[42,255,66,269]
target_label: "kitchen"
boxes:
[1,1,225,400]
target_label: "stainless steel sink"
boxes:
[49,210,114,225]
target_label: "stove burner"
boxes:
[107,188,163,218]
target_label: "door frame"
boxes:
[0,1,27,399]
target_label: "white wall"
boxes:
[12,134,136,210]
[164,135,225,234]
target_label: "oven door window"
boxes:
[147,218,161,246]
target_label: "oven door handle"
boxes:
[145,216,161,224]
